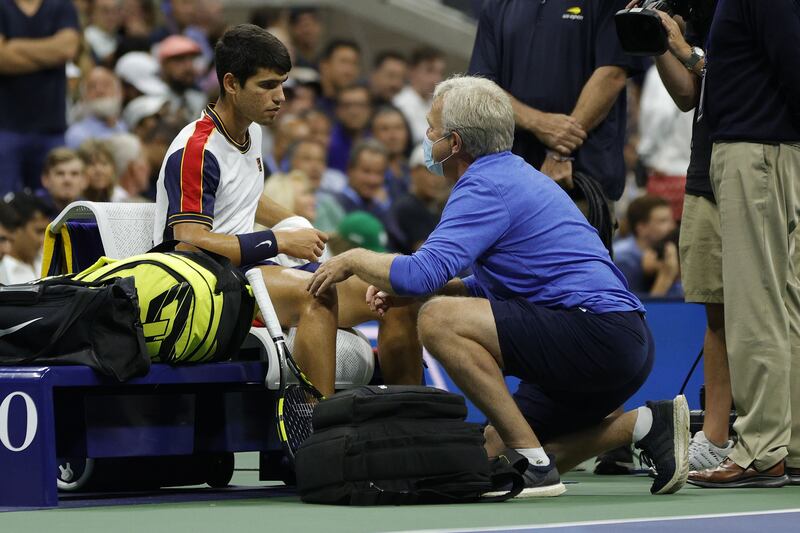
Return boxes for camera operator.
[624,0,735,472]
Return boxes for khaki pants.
[710,142,800,471]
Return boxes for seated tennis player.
[308,75,689,497]
[153,24,421,396]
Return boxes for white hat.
[123,95,168,128]
[115,52,169,96]
[409,144,426,169]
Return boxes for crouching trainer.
[307,75,689,497]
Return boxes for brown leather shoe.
[688,458,789,488]
[787,467,800,486]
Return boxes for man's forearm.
[655,53,701,112]
[508,92,542,133]
[348,249,399,293]
[571,66,628,132]
[9,30,80,67]
[0,41,43,74]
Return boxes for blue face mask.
[423,133,453,176]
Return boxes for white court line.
[386,507,800,533]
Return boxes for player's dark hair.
[373,50,407,70]
[215,24,292,97]
[627,194,671,237]
[320,39,361,62]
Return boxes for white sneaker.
[688,431,734,471]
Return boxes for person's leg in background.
[781,144,800,485]
[689,142,793,487]
[0,130,27,196]
[678,193,734,469]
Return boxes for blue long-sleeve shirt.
[389,151,643,314]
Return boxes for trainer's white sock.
[632,406,653,443]
[515,447,550,467]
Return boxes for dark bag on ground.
[295,385,523,505]
[0,276,149,381]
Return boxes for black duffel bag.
[0,276,149,381]
[295,385,523,505]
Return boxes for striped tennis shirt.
[153,104,265,244]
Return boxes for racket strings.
[283,385,319,452]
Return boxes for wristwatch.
[683,46,706,71]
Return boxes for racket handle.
[245,268,284,342]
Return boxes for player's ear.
[222,73,240,97]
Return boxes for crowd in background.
[0,0,688,299]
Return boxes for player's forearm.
[256,194,296,228]
[172,223,245,265]
[655,53,701,112]
[571,66,628,132]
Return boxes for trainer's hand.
[307,251,354,297]
[274,227,328,262]
[540,157,574,190]
[531,112,586,154]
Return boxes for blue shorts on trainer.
[490,299,655,443]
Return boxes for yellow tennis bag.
[75,249,254,363]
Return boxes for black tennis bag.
[0,276,149,381]
[295,385,524,505]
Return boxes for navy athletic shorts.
[490,299,655,443]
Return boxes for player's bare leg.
[333,276,423,385]
[257,266,338,396]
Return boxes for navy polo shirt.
[705,0,800,143]
[468,0,644,201]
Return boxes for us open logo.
[0,391,38,452]
[563,6,584,20]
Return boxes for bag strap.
[478,449,527,502]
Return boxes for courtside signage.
[0,391,38,452]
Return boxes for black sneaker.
[485,451,566,498]
[634,395,690,495]
[594,444,636,475]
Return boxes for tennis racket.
[245,268,325,463]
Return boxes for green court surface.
[2,453,799,533]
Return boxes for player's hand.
[655,11,691,60]
[274,227,328,262]
[306,251,354,297]
[531,112,586,154]
[540,157,574,190]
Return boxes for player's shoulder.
[165,114,218,157]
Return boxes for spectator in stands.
[637,66,692,221]
[138,116,183,198]
[286,139,346,233]
[123,94,170,136]
[288,7,323,70]
[335,139,401,246]
[0,202,15,260]
[371,105,413,201]
[468,0,643,203]
[115,51,170,106]
[688,0,800,489]
[390,144,446,253]
[328,210,388,256]
[150,0,196,43]
[393,47,445,144]
[66,66,128,149]
[614,195,681,298]
[328,84,372,173]
[39,148,87,217]
[84,0,122,65]
[370,51,408,107]
[0,192,50,284]
[267,114,311,176]
[120,0,157,44]
[78,139,117,203]
[107,134,150,202]
[158,35,206,124]
[0,0,80,195]
[317,39,361,116]
[303,108,334,152]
